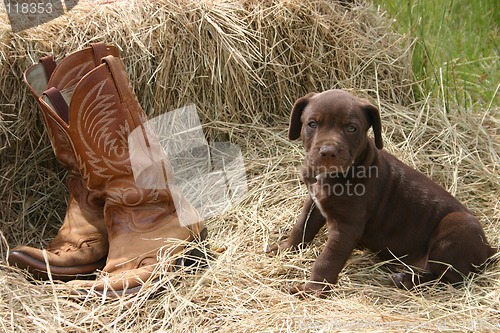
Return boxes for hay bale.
[0,0,413,241]
[0,0,498,332]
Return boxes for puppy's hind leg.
[427,212,492,285]
[391,270,438,290]
[390,254,439,289]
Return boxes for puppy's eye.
[346,125,357,133]
[308,121,318,129]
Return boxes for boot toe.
[8,246,106,281]
[67,265,157,298]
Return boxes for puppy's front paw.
[265,244,281,256]
[289,282,328,298]
[265,240,294,256]
[391,272,419,290]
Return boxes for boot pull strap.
[39,56,57,81]
[101,55,133,103]
[43,87,69,124]
[91,43,109,67]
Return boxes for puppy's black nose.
[319,146,339,159]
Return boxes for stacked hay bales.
[0,0,413,241]
[0,0,498,332]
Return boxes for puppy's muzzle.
[309,144,351,170]
[319,145,341,160]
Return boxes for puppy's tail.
[480,246,500,270]
[476,246,500,272]
[488,246,500,260]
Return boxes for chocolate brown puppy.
[268,89,497,295]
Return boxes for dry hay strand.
[0,0,499,332]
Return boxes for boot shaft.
[23,43,120,168]
[40,56,180,213]
[41,56,151,189]
[24,43,120,98]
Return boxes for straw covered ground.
[0,0,499,332]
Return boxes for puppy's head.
[288,89,383,174]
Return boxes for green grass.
[372,0,499,109]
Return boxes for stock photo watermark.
[128,104,248,226]
[294,317,500,332]
[3,0,123,32]
[3,0,76,32]
[308,165,379,197]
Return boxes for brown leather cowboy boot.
[38,55,207,296]
[8,44,119,281]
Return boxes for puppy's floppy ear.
[288,93,316,140]
[360,99,383,150]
